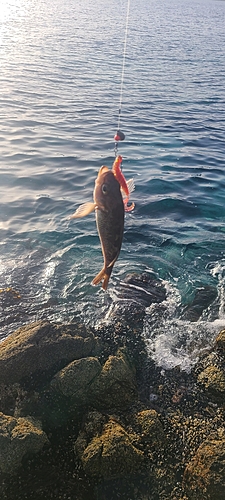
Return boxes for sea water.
[0,0,225,371]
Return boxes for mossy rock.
[75,417,144,479]
[0,320,96,386]
[215,329,225,353]
[50,356,102,401]
[135,409,165,447]
[0,383,21,416]
[90,349,138,410]
[183,438,225,499]
[0,412,48,474]
[45,350,137,426]
[197,365,225,398]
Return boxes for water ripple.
[1,0,225,368]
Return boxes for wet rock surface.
[0,275,225,500]
[180,285,217,322]
[100,272,167,336]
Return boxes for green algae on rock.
[45,349,137,428]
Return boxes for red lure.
[112,155,135,212]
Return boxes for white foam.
[143,277,225,372]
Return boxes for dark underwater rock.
[0,320,96,386]
[0,412,48,474]
[181,285,217,322]
[101,272,167,336]
[118,272,167,308]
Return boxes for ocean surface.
[1,0,225,371]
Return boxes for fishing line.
[114,0,131,155]
[118,0,131,130]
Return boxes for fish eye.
[102,184,107,195]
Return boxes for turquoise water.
[1,0,225,369]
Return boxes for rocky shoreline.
[0,276,225,499]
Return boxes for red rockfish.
[70,166,124,290]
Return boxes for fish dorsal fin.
[99,165,109,175]
[69,202,96,219]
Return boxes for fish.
[112,155,135,212]
[70,166,124,290]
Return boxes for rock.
[42,357,102,429]
[0,412,48,474]
[106,272,167,329]
[75,415,144,479]
[74,411,106,458]
[135,409,165,446]
[45,350,137,427]
[0,383,21,416]
[0,320,96,386]
[180,285,217,322]
[90,349,138,410]
[183,438,225,499]
[215,329,225,353]
[118,272,167,307]
[197,365,225,398]
[50,357,102,400]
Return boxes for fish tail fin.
[92,267,111,291]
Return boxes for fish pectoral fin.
[92,268,110,291]
[69,202,97,219]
